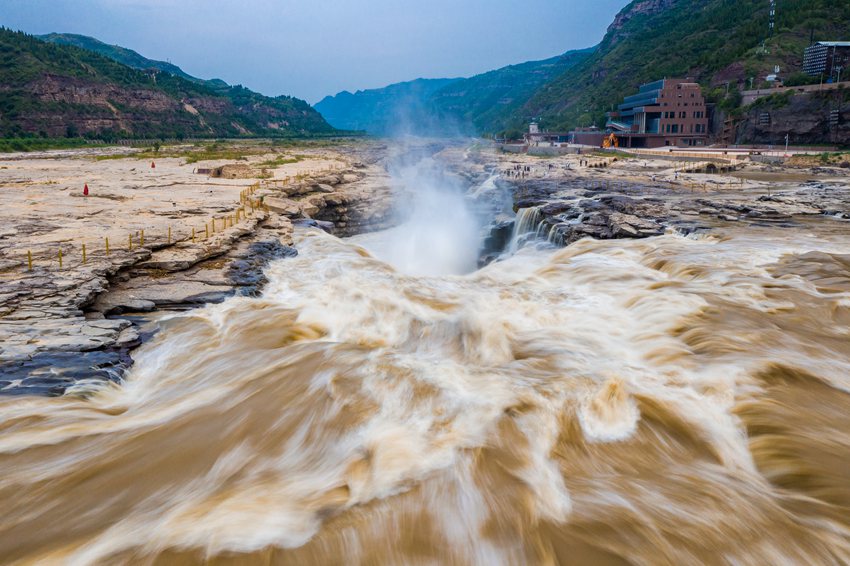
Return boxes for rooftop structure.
[605,79,709,148]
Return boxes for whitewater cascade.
[355,156,482,276]
[0,187,849,564]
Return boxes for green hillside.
[429,48,593,135]
[516,0,850,133]
[38,33,202,83]
[0,28,335,140]
[314,48,592,135]
[38,33,231,90]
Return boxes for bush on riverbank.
[0,137,90,153]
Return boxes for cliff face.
[736,90,850,146]
[16,74,233,137]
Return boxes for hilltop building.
[803,42,850,79]
[524,122,572,145]
[605,79,709,148]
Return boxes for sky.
[1,0,629,104]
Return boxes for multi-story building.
[803,42,850,79]
[605,79,709,148]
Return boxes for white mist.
[358,153,482,277]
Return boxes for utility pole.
[768,0,776,37]
[785,132,789,155]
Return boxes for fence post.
[27,250,32,272]
[167,226,171,244]
[105,237,110,256]
[82,243,87,264]
[192,227,196,243]
[58,249,63,269]
[205,224,210,239]
[211,218,215,234]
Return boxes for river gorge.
[1,141,850,565]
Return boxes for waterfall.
[507,206,546,252]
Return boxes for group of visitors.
[505,164,532,178]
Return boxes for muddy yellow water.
[1,225,850,565]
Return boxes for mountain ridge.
[314,48,593,135]
[37,32,231,90]
[0,28,336,140]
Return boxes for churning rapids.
[2,153,850,565]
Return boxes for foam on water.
[1,197,850,564]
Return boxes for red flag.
[151,161,156,169]
[83,184,89,196]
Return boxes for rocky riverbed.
[2,140,849,396]
[0,139,399,395]
[477,148,850,259]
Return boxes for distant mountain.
[314,48,593,135]
[428,48,594,134]
[515,0,850,133]
[0,28,335,139]
[315,78,461,134]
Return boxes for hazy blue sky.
[2,0,628,103]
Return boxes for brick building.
[605,79,709,148]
